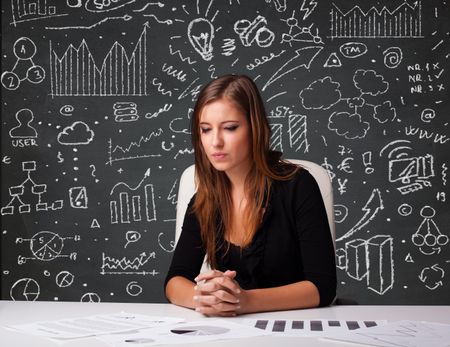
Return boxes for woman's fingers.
[194,269,225,282]
[195,275,241,295]
[194,290,239,305]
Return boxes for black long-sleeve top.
[165,168,337,307]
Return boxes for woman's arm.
[165,276,196,309]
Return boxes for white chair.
[174,159,336,271]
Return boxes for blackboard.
[1,0,449,305]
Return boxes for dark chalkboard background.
[1,0,449,304]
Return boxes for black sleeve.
[292,170,337,307]
[164,196,206,292]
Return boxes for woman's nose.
[212,130,223,147]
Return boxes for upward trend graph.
[49,23,150,96]
[330,2,422,39]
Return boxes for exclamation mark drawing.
[363,151,374,174]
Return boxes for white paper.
[242,318,386,337]
[97,319,269,346]
[324,320,450,347]
[7,312,184,340]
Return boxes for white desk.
[1,301,449,346]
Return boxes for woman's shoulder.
[272,165,319,195]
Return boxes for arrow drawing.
[336,188,384,242]
[262,46,323,91]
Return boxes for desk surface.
[1,301,450,347]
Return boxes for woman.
[165,74,336,316]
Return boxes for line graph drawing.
[45,14,132,30]
[330,2,423,39]
[50,23,150,96]
[109,169,156,224]
[106,128,163,165]
[10,0,68,26]
[100,252,158,275]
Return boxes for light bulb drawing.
[188,18,215,61]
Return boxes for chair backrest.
[175,160,336,247]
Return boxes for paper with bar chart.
[243,318,386,337]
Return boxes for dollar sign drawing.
[57,151,64,163]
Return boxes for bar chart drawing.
[10,0,68,26]
[288,114,309,153]
[329,2,422,39]
[50,23,150,96]
[109,169,156,225]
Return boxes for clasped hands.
[193,269,244,316]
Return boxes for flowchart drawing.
[1,161,64,215]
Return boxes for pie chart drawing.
[30,231,64,261]
[10,278,40,301]
[170,325,230,336]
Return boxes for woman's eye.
[200,127,211,134]
[225,125,238,131]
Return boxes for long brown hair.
[190,74,298,268]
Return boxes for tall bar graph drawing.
[11,0,68,26]
[330,2,422,39]
[109,169,156,225]
[50,23,150,96]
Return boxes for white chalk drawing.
[173,148,195,159]
[300,70,395,140]
[84,0,135,12]
[50,23,150,96]
[168,44,197,65]
[89,165,99,183]
[158,232,176,253]
[56,271,75,288]
[16,231,79,263]
[398,203,413,217]
[339,42,368,58]
[59,104,74,116]
[281,11,323,46]
[1,161,64,215]
[234,15,275,48]
[412,206,448,255]
[336,189,384,242]
[45,14,132,30]
[299,0,317,19]
[288,114,309,153]
[1,37,45,90]
[109,169,156,224]
[113,102,139,122]
[80,292,101,302]
[266,0,286,12]
[221,38,236,56]
[10,278,40,301]
[106,128,163,165]
[321,157,336,182]
[10,0,68,26]
[362,151,374,174]
[143,14,174,25]
[145,103,173,119]
[124,230,142,248]
[57,121,94,145]
[340,235,394,295]
[420,108,436,123]
[100,252,158,275]
[269,123,283,152]
[246,50,285,71]
[262,46,323,91]
[383,47,403,68]
[188,18,215,61]
[334,204,348,223]
[337,158,353,174]
[167,179,178,205]
[162,63,187,83]
[442,164,448,186]
[91,218,101,228]
[69,186,88,209]
[330,2,423,39]
[418,264,445,290]
[336,178,348,195]
[323,52,342,67]
[404,125,450,145]
[126,281,143,296]
[9,108,38,148]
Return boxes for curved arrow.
[262,46,323,91]
[336,188,384,242]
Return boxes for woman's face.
[199,98,252,179]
